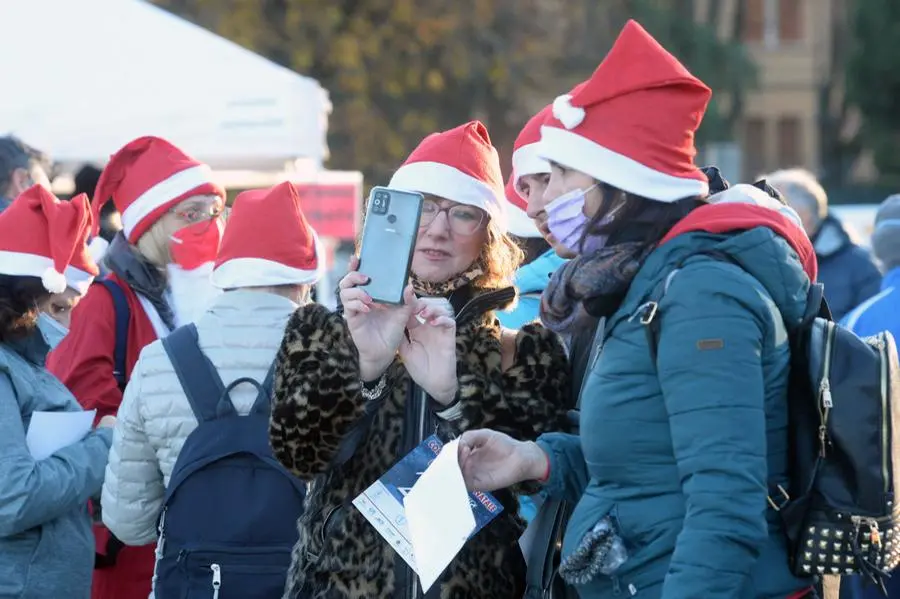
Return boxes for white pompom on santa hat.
[210,181,325,289]
[536,20,712,203]
[389,121,507,229]
[92,136,224,243]
[0,185,99,294]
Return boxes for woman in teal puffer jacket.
[459,20,819,599]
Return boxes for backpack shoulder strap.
[806,283,833,322]
[248,362,277,416]
[640,269,683,364]
[96,279,131,392]
[161,324,231,422]
[639,249,830,360]
[640,250,743,363]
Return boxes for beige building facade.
[697,0,835,180]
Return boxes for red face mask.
[169,218,224,270]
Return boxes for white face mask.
[37,312,68,349]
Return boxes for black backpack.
[641,250,900,590]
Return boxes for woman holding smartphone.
[456,21,817,599]
[269,120,571,599]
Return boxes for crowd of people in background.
[2,17,900,599]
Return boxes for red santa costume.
[47,136,225,599]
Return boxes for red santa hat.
[537,20,711,203]
[0,185,99,294]
[92,136,224,243]
[504,174,541,238]
[211,181,324,289]
[388,121,506,228]
[511,105,552,197]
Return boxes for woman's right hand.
[458,429,550,492]
[97,415,117,429]
[340,256,417,381]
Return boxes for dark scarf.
[104,232,176,331]
[540,241,652,336]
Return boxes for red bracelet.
[538,450,551,483]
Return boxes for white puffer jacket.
[101,290,299,546]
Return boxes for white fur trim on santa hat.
[211,258,324,289]
[511,143,550,194]
[121,165,216,239]
[0,251,96,294]
[537,125,709,203]
[389,161,506,227]
[65,266,95,295]
[87,237,110,264]
[506,202,541,238]
[210,233,326,289]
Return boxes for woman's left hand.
[458,429,549,492]
[399,300,458,405]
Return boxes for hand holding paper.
[352,435,504,594]
[403,439,475,592]
[26,409,96,461]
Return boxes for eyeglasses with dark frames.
[419,199,486,236]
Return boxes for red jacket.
[47,275,159,599]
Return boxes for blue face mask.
[37,312,68,349]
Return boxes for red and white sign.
[293,182,362,241]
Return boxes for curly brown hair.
[472,217,524,291]
[0,275,50,343]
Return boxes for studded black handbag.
[779,310,900,589]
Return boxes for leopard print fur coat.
[269,299,571,599]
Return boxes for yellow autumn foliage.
[151,0,751,183]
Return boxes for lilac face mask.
[546,184,599,254]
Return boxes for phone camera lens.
[372,190,390,215]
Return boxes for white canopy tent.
[0,0,331,171]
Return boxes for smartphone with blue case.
[357,186,424,304]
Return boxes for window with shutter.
[743,0,765,41]
[744,118,767,179]
[779,0,803,41]
[777,117,803,167]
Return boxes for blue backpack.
[155,324,306,599]
[92,278,131,568]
